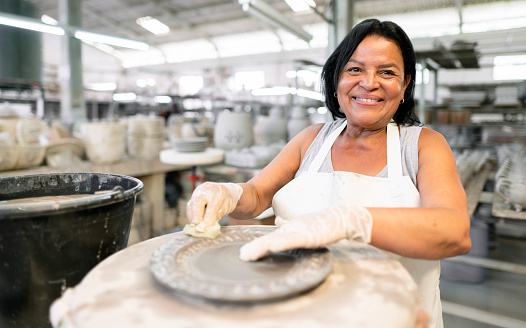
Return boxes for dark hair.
[321,18,420,125]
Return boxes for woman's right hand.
[186,182,243,232]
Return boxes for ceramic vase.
[214,110,254,151]
[287,106,311,141]
[263,107,287,144]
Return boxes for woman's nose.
[360,71,379,90]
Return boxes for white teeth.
[355,97,380,103]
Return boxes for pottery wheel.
[149,226,333,302]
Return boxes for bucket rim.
[0,172,144,219]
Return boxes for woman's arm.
[369,127,471,260]
[229,123,324,220]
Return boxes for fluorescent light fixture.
[297,88,324,101]
[0,12,64,35]
[82,40,124,60]
[1,12,149,51]
[284,0,315,12]
[86,82,117,91]
[154,96,172,103]
[136,16,170,35]
[239,0,312,42]
[113,92,137,101]
[41,14,58,25]
[75,30,149,51]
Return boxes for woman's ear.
[403,75,411,92]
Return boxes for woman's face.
[337,34,410,129]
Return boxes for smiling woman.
[185,18,471,328]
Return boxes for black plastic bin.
[0,173,143,328]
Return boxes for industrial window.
[493,55,526,81]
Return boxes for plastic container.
[0,173,143,328]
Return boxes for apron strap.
[386,123,403,178]
[387,122,405,197]
[307,120,347,174]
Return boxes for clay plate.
[149,226,333,302]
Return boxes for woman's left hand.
[239,205,373,261]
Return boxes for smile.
[354,97,382,103]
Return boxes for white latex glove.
[186,182,243,232]
[239,205,373,261]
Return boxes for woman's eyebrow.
[348,59,363,65]
[378,63,401,70]
[348,59,401,71]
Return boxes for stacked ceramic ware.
[455,149,490,187]
[127,116,165,160]
[495,143,526,212]
[171,137,208,153]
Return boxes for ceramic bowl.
[0,117,21,138]
[14,144,46,169]
[45,138,85,168]
[16,117,48,144]
[0,145,19,171]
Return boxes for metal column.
[59,0,85,124]
[328,0,355,54]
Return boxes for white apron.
[272,121,443,328]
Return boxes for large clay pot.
[127,116,164,136]
[287,106,311,141]
[214,110,253,151]
[263,107,287,144]
[81,122,126,164]
[127,117,165,160]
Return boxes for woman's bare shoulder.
[418,126,449,149]
[294,122,325,155]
